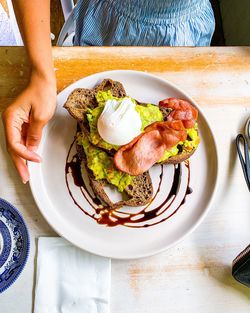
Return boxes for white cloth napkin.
[34,237,111,313]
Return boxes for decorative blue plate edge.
[0,198,30,294]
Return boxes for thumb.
[26,116,46,152]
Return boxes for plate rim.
[29,70,219,259]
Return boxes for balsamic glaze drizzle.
[65,138,193,227]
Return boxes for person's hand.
[2,71,57,183]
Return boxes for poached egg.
[97,97,142,146]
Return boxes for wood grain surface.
[0,47,250,313]
[1,47,250,112]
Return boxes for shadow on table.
[206,264,250,299]
[191,229,250,301]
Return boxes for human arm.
[2,0,56,183]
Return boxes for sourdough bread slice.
[159,149,195,164]
[89,170,153,209]
[65,80,153,208]
[76,138,153,209]
[64,88,96,121]
[94,78,126,98]
[64,79,127,121]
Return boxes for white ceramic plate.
[29,70,218,259]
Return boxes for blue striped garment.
[73,0,215,46]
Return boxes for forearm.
[13,0,55,81]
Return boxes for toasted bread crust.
[64,79,127,121]
[76,139,153,209]
[89,170,153,209]
[64,88,96,120]
[95,78,126,98]
[158,148,196,165]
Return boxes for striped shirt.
[73,0,215,46]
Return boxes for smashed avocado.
[86,90,163,151]
[135,104,163,129]
[95,89,118,104]
[157,146,179,163]
[157,123,200,163]
[184,125,200,150]
[86,90,200,164]
[78,135,133,192]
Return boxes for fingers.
[11,142,41,162]
[26,113,46,152]
[2,108,41,162]
[11,154,30,184]
[2,109,41,184]
[2,82,56,184]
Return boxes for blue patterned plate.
[0,198,30,293]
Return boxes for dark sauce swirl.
[65,138,192,227]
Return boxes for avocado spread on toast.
[86,91,163,151]
[157,123,200,163]
[78,135,133,192]
[86,90,200,164]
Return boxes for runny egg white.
[97,97,142,146]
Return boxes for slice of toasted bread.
[76,140,153,209]
[65,78,128,155]
[94,78,126,98]
[64,79,127,121]
[64,88,96,120]
[89,170,153,209]
[158,149,195,165]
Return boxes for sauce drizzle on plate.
[65,138,192,227]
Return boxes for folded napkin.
[34,237,111,313]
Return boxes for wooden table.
[1,47,250,312]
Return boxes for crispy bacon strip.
[159,98,198,128]
[114,98,198,175]
[114,130,165,176]
[114,121,187,175]
[145,120,187,149]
